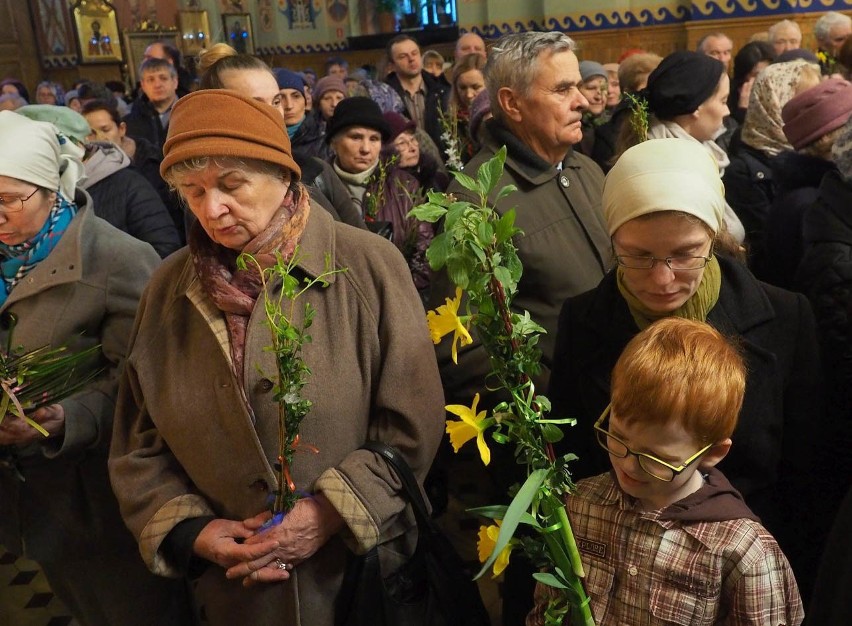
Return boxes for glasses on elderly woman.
[0,188,39,214]
[594,404,714,482]
[393,135,418,151]
[615,252,713,271]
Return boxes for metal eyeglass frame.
[593,404,714,482]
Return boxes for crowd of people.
[0,13,851,626]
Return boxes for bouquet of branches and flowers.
[409,146,596,626]
[237,248,346,525]
[0,332,101,438]
[363,153,400,222]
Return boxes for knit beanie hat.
[0,110,86,200]
[603,138,725,235]
[325,96,390,143]
[313,76,347,102]
[382,111,416,142]
[469,89,491,141]
[161,89,301,181]
[646,51,725,119]
[17,104,91,145]
[273,68,305,95]
[832,115,852,181]
[782,78,852,150]
[579,61,608,83]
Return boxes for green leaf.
[408,203,447,223]
[495,183,519,203]
[468,505,542,528]
[446,256,472,290]
[493,265,516,294]
[452,170,481,194]
[444,201,470,233]
[494,208,518,244]
[476,468,547,579]
[425,232,450,270]
[533,572,569,589]
[427,190,453,206]
[476,220,494,247]
[541,423,564,443]
[480,146,507,195]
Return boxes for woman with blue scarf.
[0,110,190,625]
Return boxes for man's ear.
[698,438,731,470]
[496,86,523,123]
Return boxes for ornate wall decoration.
[31,0,78,67]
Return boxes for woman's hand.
[193,518,280,572]
[0,404,65,446]
[738,77,756,109]
[226,494,345,586]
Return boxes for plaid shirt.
[528,473,804,625]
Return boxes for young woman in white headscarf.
[0,111,189,625]
[549,138,824,605]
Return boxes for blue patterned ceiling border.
[691,0,852,19]
[466,6,691,37]
[257,42,348,55]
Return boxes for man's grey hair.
[696,32,732,53]
[485,32,576,122]
[768,19,802,42]
[814,11,852,44]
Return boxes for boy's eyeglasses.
[593,404,714,482]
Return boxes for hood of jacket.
[82,141,131,189]
[659,467,760,523]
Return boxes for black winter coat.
[723,130,776,269]
[550,255,823,597]
[290,114,331,161]
[130,136,187,243]
[123,95,169,149]
[87,168,182,258]
[763,151,836,289]
[795,171,852,597]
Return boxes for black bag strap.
[361,441,434,531]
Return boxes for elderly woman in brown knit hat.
[108,89,445,626]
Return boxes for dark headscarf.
[646,51,725,119]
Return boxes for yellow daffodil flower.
[445,393,491,465]
[478,521,514,578]
[426,287,472,364]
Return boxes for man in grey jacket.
[431,31,611,407]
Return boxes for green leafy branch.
[0,340,102,437]
[238,249,347,516]
[410,146,595,626]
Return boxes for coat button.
[559,175,570,188]
[756,171,765,180]
[258,378,274,392]
[627,565,638,576]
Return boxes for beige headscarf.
[603,138,725,235]
[0,110,86,200]
[740,59,821,157]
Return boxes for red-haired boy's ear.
[698,438,732,470]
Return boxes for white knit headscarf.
[0,110,86,200]
[603,138,726,235]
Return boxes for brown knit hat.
[782,78,852,150]
[160,89,301,180]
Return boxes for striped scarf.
[0,193,77,306]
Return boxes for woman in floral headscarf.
[0,111,187,625]
[723,59,821,268]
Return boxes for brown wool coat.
[109,205,446,626]
[0,200,160,561]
